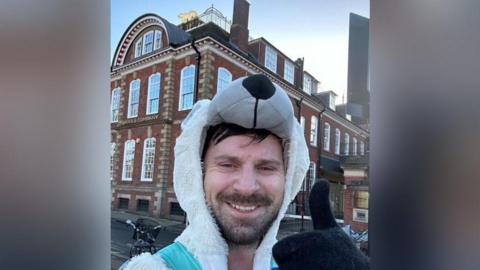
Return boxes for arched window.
[141,138,156,181]
[111,88,121,123]
[335,128,341,155]
[128,79,140,118]
[217,67,232,93]
[310,116,318,146]
[122,140,136,180]
[323,122,331,151]
[344,133,350,155]
[353,137,358,156]
[179,65,195,110]
[360,141,365,155]
[147,73,161,115]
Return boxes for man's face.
[203,134,285,246]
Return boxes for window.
[360,141,365,155]
[344,133,350,155]
[323,123,331,151]
[335,128,341,155]
[137,199,150,212]
[284,60,294,84]
[110,88,121,123]
[135,40,142,58]
[142,31,154,54]
[122,140,135,180]
[128,80,140,118]
[303,74,312,94]
[118,198,129,209]
[179,65,195,110]
[154,30,162,50]
[308,162,316,191]
[141,138,156,181]
[329,95,336,110]
[354,191,369,209]
[147,73,161,115]
[300,116,305,135]
[217,67,232,93]
[265,46,277,72]
[110,143,116,180]
[310,116,318,146]
[353,137,358,156]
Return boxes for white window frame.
[146,73,161,115]
[142,30,154,55]
[303,74,312,94]
[353,137,358,156]
[216,67,232,93]
[110,143,116,180]
[360,141,365,155]
[140,138,156,181]
[310,116,318,146]
[110,88,121,123]
[323,122,331,151]
[265,46,277,73]
[135,39,142,58]
[127,79,140,118]
[335,128,341,155]
[284,60,294,84]
[329,95,336,110]
[154,30,162,50]
[179,65,195,111]
[122,140,136,181]
[344,133,350,156]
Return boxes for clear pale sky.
[111,0,369,102]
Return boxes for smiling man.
[121,74,310,270]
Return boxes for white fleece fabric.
[122,99,310,270]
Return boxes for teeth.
[230,203,257,212]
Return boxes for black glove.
[273,179,370,270]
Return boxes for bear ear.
[242,74,276,100]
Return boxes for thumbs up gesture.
[273,179,370,270]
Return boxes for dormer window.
[303,74,312,94]
[154,30,162,50]
[329,94,336,110]
[143,31,154,54]
[135,40,142,58]
[265,46,277,73]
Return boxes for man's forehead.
[207,134,284,160]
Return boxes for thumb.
[309,179,338,230]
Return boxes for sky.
[111,0,369,102]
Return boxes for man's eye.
[258,166,276,171]
[219,163,234,168]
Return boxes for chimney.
[230,0,250,52]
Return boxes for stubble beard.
[208,192,282,247]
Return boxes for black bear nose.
[242,74,276,100]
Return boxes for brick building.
[110,0,369,231]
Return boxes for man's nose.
[233,165,259,195]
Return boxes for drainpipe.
[191,38,201,103]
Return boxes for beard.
[208,192,282,246]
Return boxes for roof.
[112,13,192,68]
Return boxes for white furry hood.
[173,95,310,268]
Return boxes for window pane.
[147,74,160,114]
[354,191,369,208]
[141,138,156,180]
[111,89,120,122]
[265,46,277,72]
[122,140,135,180]
[154,30,162,49]
[180,66,195,110]
[217,68,232,92]
[143,32,154,54]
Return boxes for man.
[122,74,310,270]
